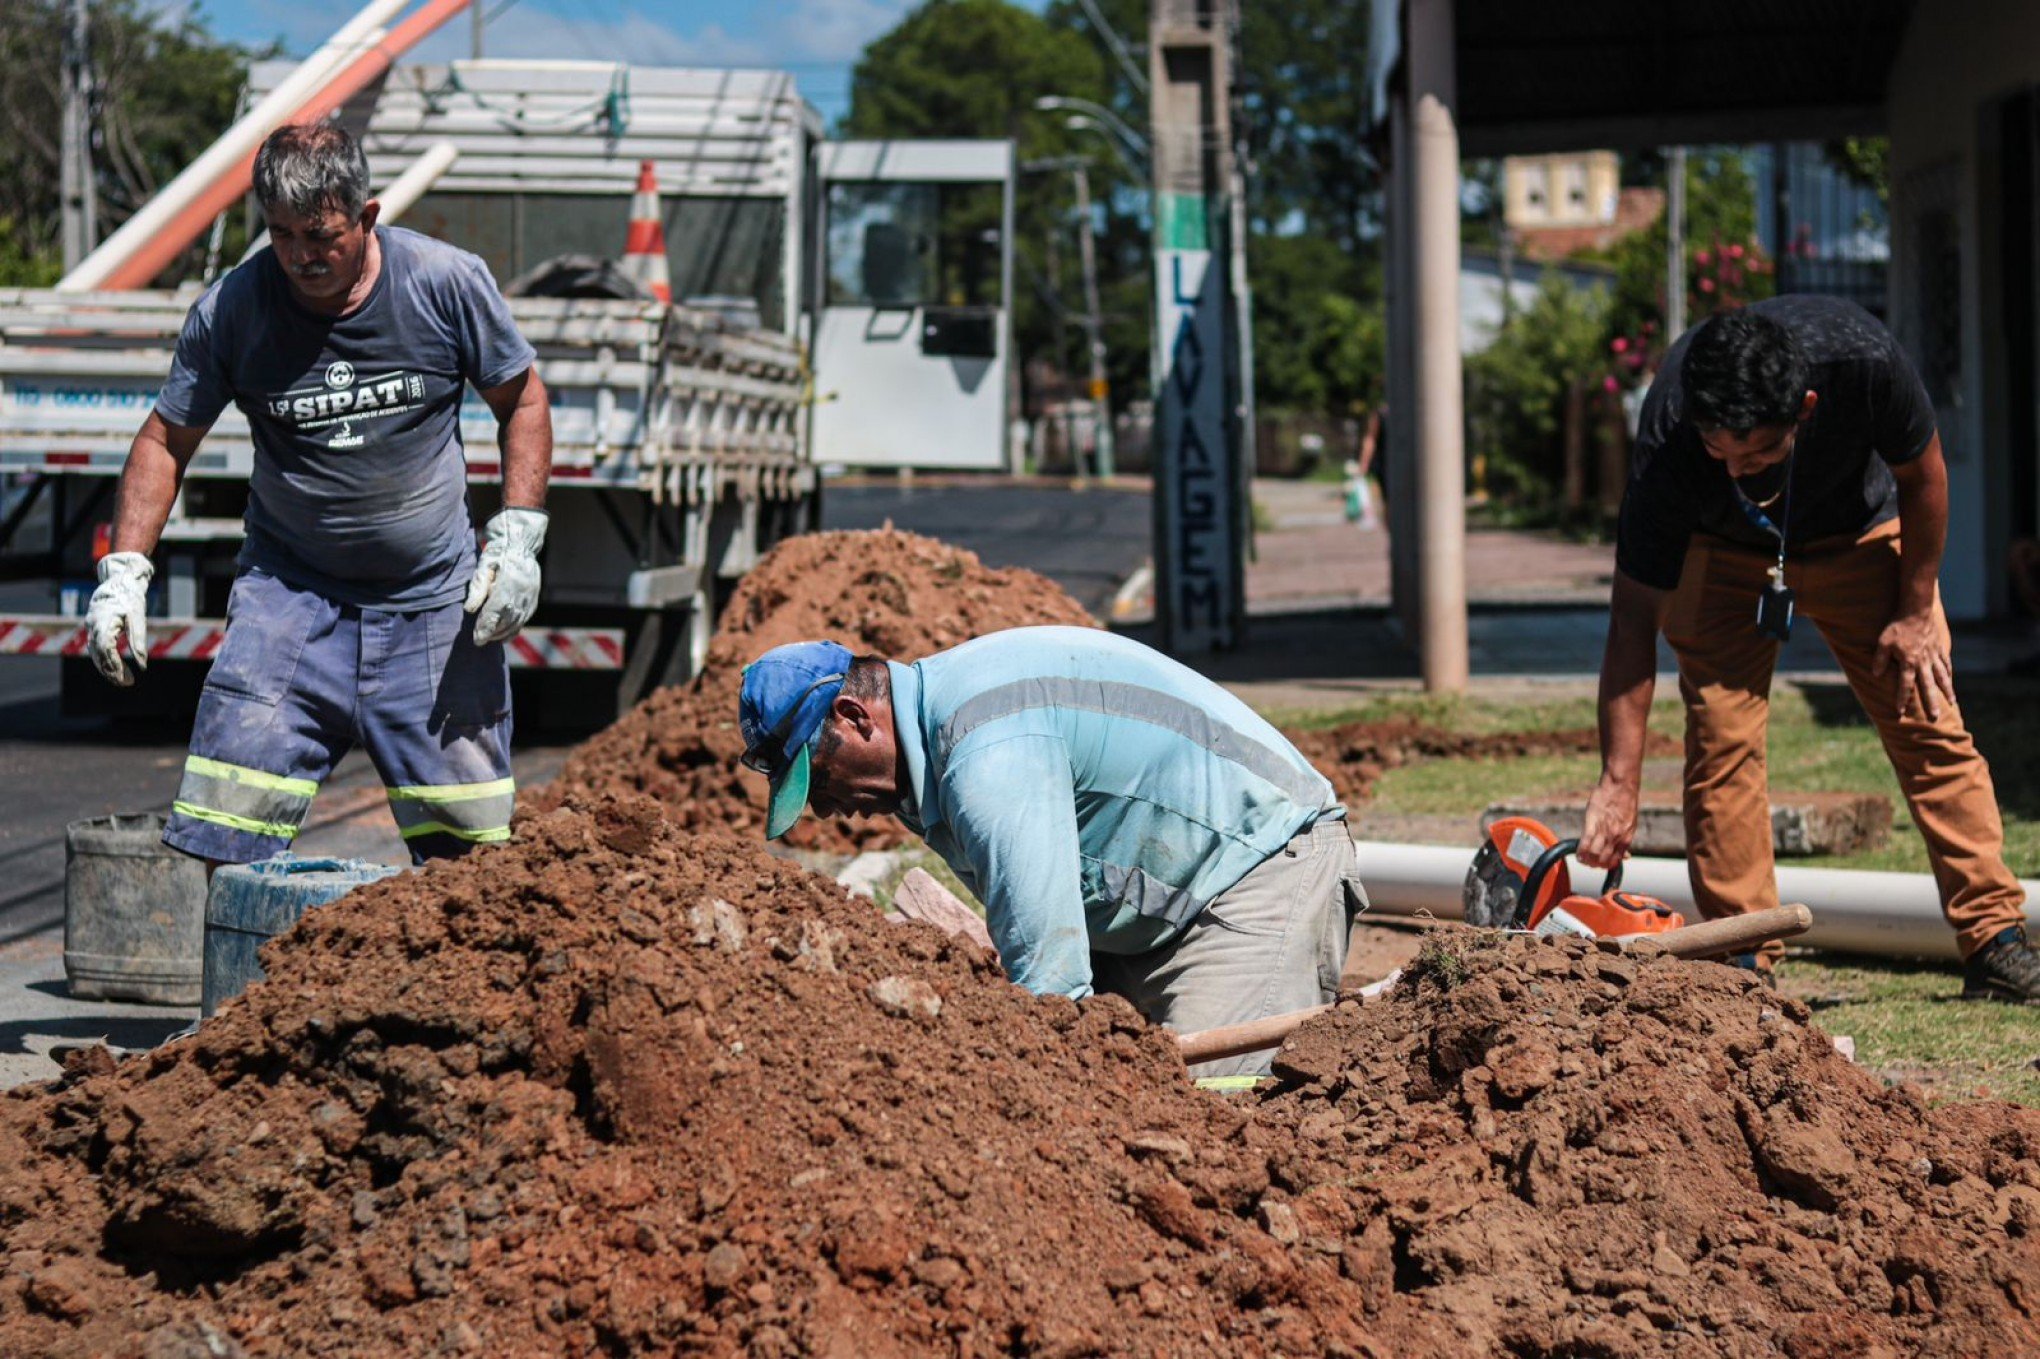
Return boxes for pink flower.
[1603,375,1620,393]
[1727,243,1745,259]
[1698,277,1716,294]
[1695,249,1712,267]
[1611,336,1630,354]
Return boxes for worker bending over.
[86,123,553,864]
[1581,299,2037,1001]
[740,627,1367,1080]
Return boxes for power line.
[1074,0,1149,94]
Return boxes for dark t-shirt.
[156,227,535,609]
[1615,294,1937,591]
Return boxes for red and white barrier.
[0,616,625,669]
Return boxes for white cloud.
[761,0,912,64]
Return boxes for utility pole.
[1149,0,1244,653]
[1070,161,1116,478]
[1666,145,1687,338]
[60,0,98,271]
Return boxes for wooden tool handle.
[1175,1003,1331,1065]
[1173,904,1815,1068]
[1625,903,1813,958]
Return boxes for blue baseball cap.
[738,640,854,839]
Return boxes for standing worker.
[1580,299,2037,1001]
[84,123,552,864]
[738,626,1368,1081]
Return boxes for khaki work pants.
[1093,820,1366,1081]
[1663,520,2027,965]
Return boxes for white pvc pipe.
[1353,840,2040,963]
[58,0,409,292]
[374,140,460,221]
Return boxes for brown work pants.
[1663,520,2026,965]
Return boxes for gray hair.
[253,123,371,220]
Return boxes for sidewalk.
[1246,478,1615,610]
[1118,477,2040,714]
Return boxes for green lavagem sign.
[1152,190,1239,651]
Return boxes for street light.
[1033,96,1149,165]
[1020,154,1117,479]
[1062,116,1146,179]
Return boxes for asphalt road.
[821,479,1150,617]
[0,482,1153,944]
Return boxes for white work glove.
[85,551,154,687]
[464,507,548,646]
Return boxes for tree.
[0,0,258,284]
[1235,0,1375,259]
[1464,272,1611,507]
[846,0,1120,403]
[1251,233,1381,416]
[1603,148,1771,346]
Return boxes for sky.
[175,0,1040,124]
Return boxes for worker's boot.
[1961,926,2040,1004]
[1726,952,1777,989]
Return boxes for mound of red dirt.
[1252,931,2040,1357]
[1286,718,1680,807]
[533,529,1097,850]
[5,796,2037,1357]
[0,794,1369,1358]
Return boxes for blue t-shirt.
[156,226,536,610]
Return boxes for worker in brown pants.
[1581,298,2037,1000]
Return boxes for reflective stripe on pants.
[171,755,317,842]
[386,777,516,844]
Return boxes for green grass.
[1779,957,2040,1106]
[1263,681,2040,1106]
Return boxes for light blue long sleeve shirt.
[886,627,1343,998]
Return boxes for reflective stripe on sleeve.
[173,756,317,840]
[385,778,516,844]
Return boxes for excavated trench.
[3,530,2034,1357]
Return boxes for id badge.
[1755,579,1795,641]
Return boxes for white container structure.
[810,139,1017,471]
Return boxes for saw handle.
[1516,837,1616,928]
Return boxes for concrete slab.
[0,927,195,1090]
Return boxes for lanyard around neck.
[1730,452,1795,574]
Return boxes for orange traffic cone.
[621,160,672,304]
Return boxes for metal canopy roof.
[1375,0,1917,156]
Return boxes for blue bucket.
[201,856,402,1017]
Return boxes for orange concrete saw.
[1464,815,1685,939]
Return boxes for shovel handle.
[1173,904,1815,1068]
[1624,902,1813,958]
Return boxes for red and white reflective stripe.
[0,616,624,670]
[0,617,228,659]
[505,629,626,670]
